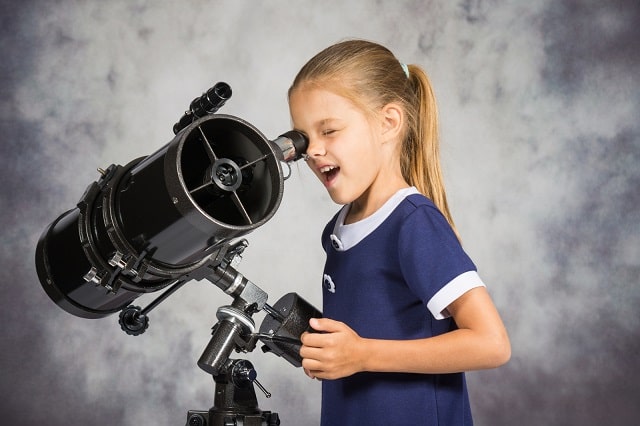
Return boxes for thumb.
[309,317,344,333]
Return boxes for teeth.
[320,166,337,173]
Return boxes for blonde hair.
[289,39,459,239]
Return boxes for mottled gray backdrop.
[1,0,638,425]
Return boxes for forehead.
[289,86,363,124]
[290,85,353,107]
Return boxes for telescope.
[35,82,322,425]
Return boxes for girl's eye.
[322,129,336,136]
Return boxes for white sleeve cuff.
[427,271,486,320]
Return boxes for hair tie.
[400,62,410,78]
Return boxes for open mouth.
[319,165,340,184]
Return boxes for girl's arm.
[299,286,511,380]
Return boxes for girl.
[289,40,511,425]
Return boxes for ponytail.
[403,65,460,240]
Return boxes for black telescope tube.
[35,113,288,319]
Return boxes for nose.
[305,136,326,158]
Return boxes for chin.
[327,190,354,206]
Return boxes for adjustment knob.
[231,360,272,398]
[118,305,149,336]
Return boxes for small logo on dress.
[330,234,343,251]
[323,274,336,293]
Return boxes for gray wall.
[1,1,638,425]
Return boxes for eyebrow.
[319,118,341,124]
[313,118,342,129]
[293,118,341,135]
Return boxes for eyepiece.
[173,82,232,134]
[191,82,232,117]
[270,130,309,162]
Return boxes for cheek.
[346,135,382,166]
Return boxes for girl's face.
[289,85,406,217]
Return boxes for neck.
[345,178,409,224]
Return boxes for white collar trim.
[330,187,419,251]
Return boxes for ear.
[379,102,404,142]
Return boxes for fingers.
[299,317,361,380]
[302,359,330,380]
[302,359,341,381]
[303,367,319,380]
[301,318,346,347]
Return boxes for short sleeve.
[398,202,484,319]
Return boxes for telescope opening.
[177,116,282,228]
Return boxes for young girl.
[289,40,511,425]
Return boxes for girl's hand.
[299,317,365,380]
[299,287,511,379]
